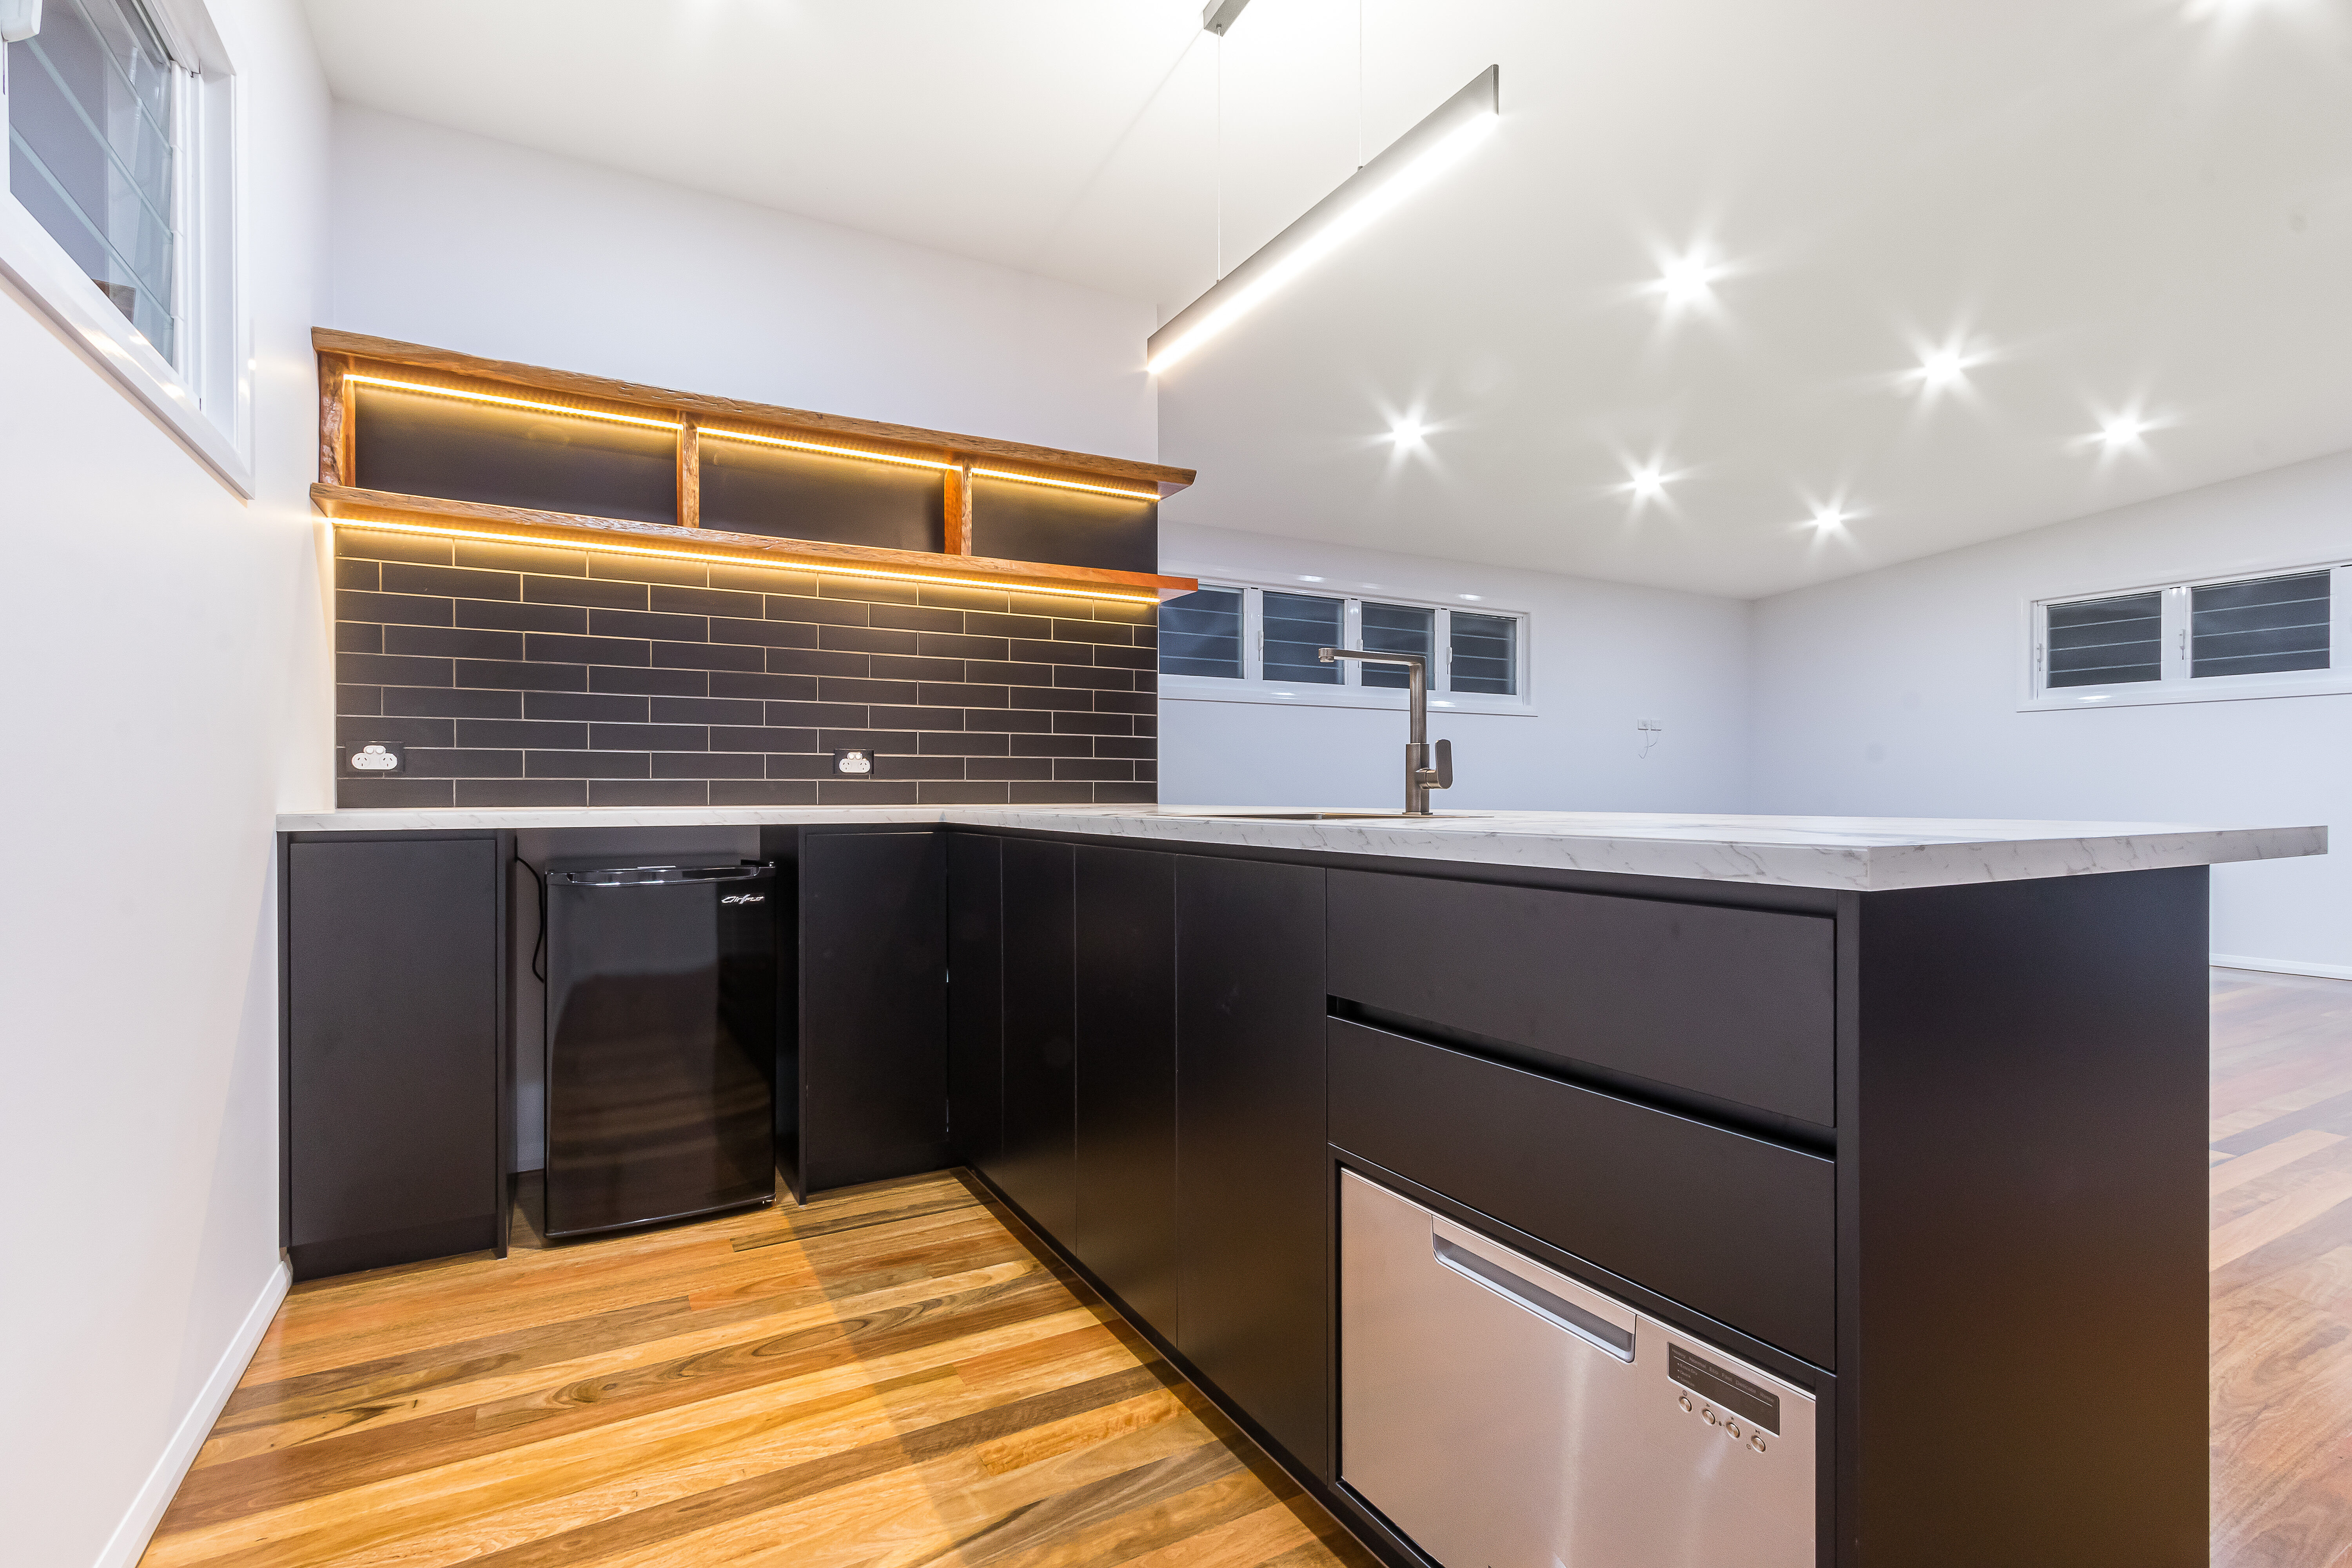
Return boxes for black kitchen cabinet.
[946,833,1005,1173]
[796,829,949,1196]
[283,835,505,1281]
[1176,854,1330,1477]
[996,837,1077,1240]
[1073,846,1179,1341]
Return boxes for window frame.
[2021,557,2352,711]
[1159,576,1537,716]
[0,0,249,493]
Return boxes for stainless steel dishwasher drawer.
[1340,1170,1816,1567]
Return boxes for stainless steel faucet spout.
[1317,646,1455,815]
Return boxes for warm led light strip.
[343,373,682,431]
[698,425,952,471]
[327,517,1163,604]
[970,466,1159,502]
[344,375,1163,498]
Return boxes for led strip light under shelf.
[325,516,1166,604]
[343,374,1163,501]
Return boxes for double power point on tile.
[831,748,875,777]
[339,741,408,777]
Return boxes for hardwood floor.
[2212,967,2352,1568]
[142,1172,1372,1568]
[143,965,2352,1568]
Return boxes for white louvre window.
[1158,581,1532,713]
[1,0,248,488]
[2028,564,2348,710]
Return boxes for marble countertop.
[274,805,2326,892]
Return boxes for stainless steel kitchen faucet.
[1317,647,1454,815]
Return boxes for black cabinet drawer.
[1328,1016,1835,1368]
[1327,869,1834,1127]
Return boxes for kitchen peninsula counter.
[274,803,2322,891]
[274,803,2321,1568]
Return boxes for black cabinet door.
[1074,846,1178,1341]
[287,837,500,1280]
[998,838,1076,1240]
[947,833,1005,1174]
[1176,855,1330,1476]
[800,830,949,1194]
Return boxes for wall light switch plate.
[832,748,875,776]
[338,741,409,777]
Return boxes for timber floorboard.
[145,966,2352,1567]
[2210,968,2352,1568]
[142,1171,1374,1568]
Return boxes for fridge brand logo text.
[722,893,766,904]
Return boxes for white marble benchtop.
[274,805,2326,893]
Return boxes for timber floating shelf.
[311,486,1200,603]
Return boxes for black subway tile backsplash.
[455,779,586,808]
[383,563,520,601]
[338,715,452,747]
[340,652,451,687]
[592,779,710,805]
[589,722,708,751]
[339,590,453,626]
[653,641,765,672]
[457,719,588,749]
[589,607,708,641]
[590,666,707,697]
[524,574,648,611]
[525,750,653,779]
[456,599,588,634]
[456,659,587,692]
[526,691,648,722]
[387,625,525,661]
[711,780,818,806]
[383,686,521,719]
[652,696,766,724]
[332,534,1159,807]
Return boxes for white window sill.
[2020,674,2352,711]
[1161,676,1537,717]
[0,194,252,496]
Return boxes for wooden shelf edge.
[310,485,1198,602]
[311,328,1196,494]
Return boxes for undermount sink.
[1194,811,1490,821]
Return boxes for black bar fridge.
[544,861,777,1239]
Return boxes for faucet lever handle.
[1433,737,1453,790]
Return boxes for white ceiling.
[300,0,2352,598]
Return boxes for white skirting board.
[94,1258,290,1568]
[2213,953,2352,983]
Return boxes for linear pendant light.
[1147,64,1499,375]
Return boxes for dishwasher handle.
[1434,1236,1635,1361]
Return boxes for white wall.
[0,2,333,1562]
[1751,449,2352,973]
[329,105,1156,461]
[1157,522,1752,812]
